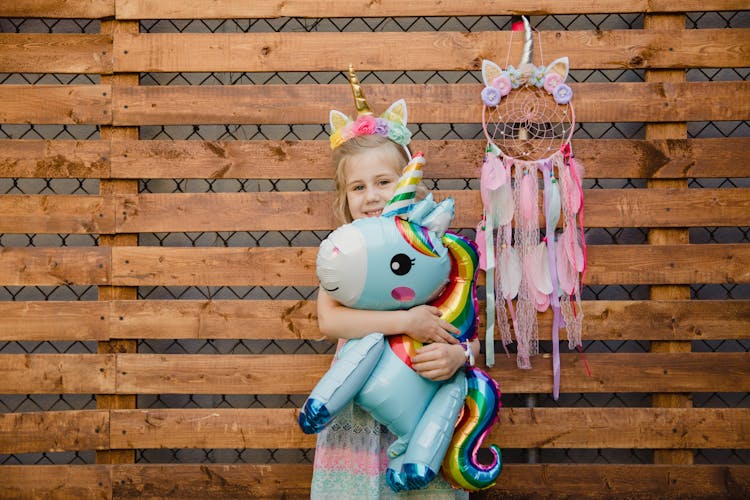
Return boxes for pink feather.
[556,237,576,295]
[519,171,537,223]
[561,164,581,214]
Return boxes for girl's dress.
[310,341,468,499]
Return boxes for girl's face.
[344,149,401,220]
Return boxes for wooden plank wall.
[1,1,749,498]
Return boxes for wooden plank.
[480,464,750,499]
[113,0,750,19]
[113,188,750,232]
[646,12,693,466]
[0,301,109,341]
[0,354,115,394]
[113,464,312,499]
[110,299,321,341]
[0,1,114,18]
[5,464,749,499]
[109,407,750,449]
[0,410,109,454]
[97,17,140,467]
[111,246,319,287]
[110,244,750,287]
[3,299,748,343]
[0,85,112,125]
[109,138,750,180]
[109,299,750,342]
[112,81,750,125]
[0,34,112,74]
[113,352,750,395]
[585,244,750,286]
[497,408,750,449]
[0,195,116,234]
[0,247,110,286]
[113,30,750,73]
[110,408,315,449]
[2,465,112,500]
[0,140,110,178]
[112,464,750,500]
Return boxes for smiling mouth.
[363,209,382,217]
[322,285,339,292]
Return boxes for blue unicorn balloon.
[299,155,503,492]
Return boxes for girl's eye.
[379,179,392,186]
[351,185,364,191]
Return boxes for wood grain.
[0,0,114,18]
[0,139,110,178]
[0,247,110,286]
[0,85,111,125]
[0,34,112,74]
[107,407,750,450]
[0,301,109,341]
[0,195,116,234]
[2,465,111,500]
[112,352,750,395]
[112,29,750,72]
[0,354,115,394]
[112,188,750,232]
[2,299,747,343]
[108,244,750,287]
[108,138,750,180]
[113,0,750,19]
[0,410,109,454]
[3,463,749,499]
[111,82,750,125]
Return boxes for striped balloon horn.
[382,152,425,218]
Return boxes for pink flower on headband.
[492,74,512,97]
[354,115,377,136]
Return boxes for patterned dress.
[310,342,468,499]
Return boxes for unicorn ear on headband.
[329,65,412,155]
[382,153,454,236]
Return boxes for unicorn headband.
[329,65,412,159]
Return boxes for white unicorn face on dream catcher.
[481,53,574,161]
[476,17,586,401]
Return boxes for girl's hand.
[412,343,466,381]
[403,305,460,345]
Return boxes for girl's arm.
[317,288,459,345]
[412,338,481,381]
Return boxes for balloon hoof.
[401,463,436,490]
[385,468,406,492]
[298,398,331,434]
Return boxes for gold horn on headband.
[348,64,373,116]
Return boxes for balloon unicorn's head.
[317,154,456,310]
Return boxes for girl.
[310,133,480,499]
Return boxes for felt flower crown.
[481,56,573,107]
[329,65,412,152]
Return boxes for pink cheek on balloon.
[391,287,416,302]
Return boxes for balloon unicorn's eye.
[390,254,414,276]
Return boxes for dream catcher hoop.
[477,17,586,400]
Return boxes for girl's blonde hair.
[332,134,412,224]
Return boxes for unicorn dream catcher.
[477,17,586,400]
[299,67,502,492]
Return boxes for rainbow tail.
[441,367,502,491]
